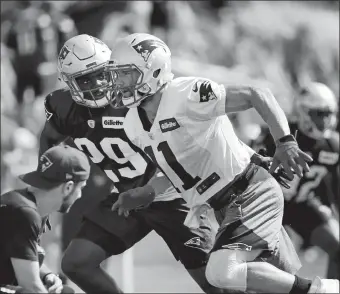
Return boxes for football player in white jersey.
[105,33,339,293]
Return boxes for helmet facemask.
[299,105,337,139]
[106,62,159,109]
[60,63,114,108]
[57,34,113,108]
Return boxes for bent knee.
[61,239,108,275]
[205,250,247,291]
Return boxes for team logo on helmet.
[193,80,218,102]
[58,46,70,65]
[132,39,168,62]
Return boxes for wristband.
[250,153,263,165]
[277,134,296,144]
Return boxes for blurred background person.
[149,1,170,43]
[3,1,77,105]
[253,82,339,279]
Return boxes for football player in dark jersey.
[39,34,224,294]
[256,82,339,279]
[0,145,89,293]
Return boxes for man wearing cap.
[0,145,90,293]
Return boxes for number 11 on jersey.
[144,142,201,191]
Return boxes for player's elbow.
[250,86,275,105]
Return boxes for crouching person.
[0,145,90,293]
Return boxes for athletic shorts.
[209,163,301,274]
[283,197,333,247]
[79,196,216,269]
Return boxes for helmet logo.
[59,46,70,65]
[132,39,167,62]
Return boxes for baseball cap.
[19,145,91,189]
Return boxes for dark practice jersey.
[0,189,49,285]
[44,89,156,193]
[258,123,339,206]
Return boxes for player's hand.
[44,273,63,293]
[251,150,293,189]
[111,194,131,217]
[111,185,156,217]
[269,134,313,180]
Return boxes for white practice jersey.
[125,77,251,208]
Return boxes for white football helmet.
[106,33,174,108]
[295,82,338,139]
[58,34,113,108]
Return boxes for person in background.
[4,1,77,104]
[256,82,339,279]
[149,1,170,43]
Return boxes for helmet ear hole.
[153,69,161,78]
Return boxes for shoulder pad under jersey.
[44,88,77,135]
[188,77,225,103]
[176,77,226,120]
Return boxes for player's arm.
[111,184,156,216]
[224,85,290,142]
[188,79,312,179]
[223,85,312,178]
[39,94,70,157]
[10,258,47,293]
[8,208,47,293]
[39,120,68,157]
[39,262,51,279]
[188,80,290,142]
[111,165,174,215]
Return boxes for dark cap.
[19,145,91,189]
